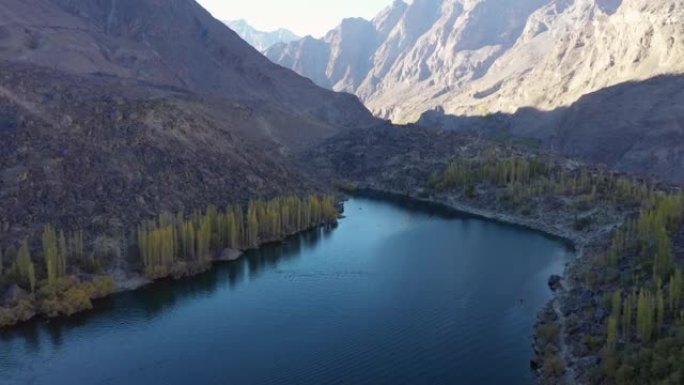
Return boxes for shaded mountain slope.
[0,0,380,245]
[0,62,316,244]
[0,0,377,147]
[418,75,684,181]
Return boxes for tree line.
[596,192,684,384]
[136,194,338,279]
[427,153,653,210]
[0,193,338,327]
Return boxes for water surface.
[0,197,572,385]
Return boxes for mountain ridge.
[225,19,300,51]
[267,0,684,180]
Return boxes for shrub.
[543,353,565,378]
[538,323,560,345]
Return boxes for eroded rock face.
[269,0,683,121]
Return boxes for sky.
[196,0,394,37]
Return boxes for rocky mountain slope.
[0,0,376,149]
[225,19,300,51]
[0,0,378,244]
[267,0,683,121]
[267,0,684,180]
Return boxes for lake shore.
[0,219,337,329]
[347,186,626,385]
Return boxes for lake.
[0,197,572,385]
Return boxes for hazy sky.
[196,0,394,37]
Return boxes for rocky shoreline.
[348,186,625,385]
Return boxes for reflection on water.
[0,197,572,385]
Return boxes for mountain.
[265,0,552,120]
[225,19,300,51]
[266,0,684,180]
[0,0,377,242]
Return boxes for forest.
[426,152,684,385]
[0,194,338,327]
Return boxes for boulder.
[548,275,563,292]
[217,248,243,262]
[1,284,30,307]
[530,355,543,371]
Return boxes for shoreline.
[352,187,586,247]
[349,186,618,385]
[0,221,337,329]
[1,188,605,384]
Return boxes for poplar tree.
[43,225,65,285]
[247,202,259,248]
[656,287,665,336]
[622,290,635,338]
[606,315,619,350]
[16,239,36,292]
[59,230,68,272]
[669,269,683,311]
[611,290,622,319]
[637,288,655,343]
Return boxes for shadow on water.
[0,224,332,351]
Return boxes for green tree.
[637,288,655,343]
[246,202,259,248]
[16,239,36,292]
[611,289,622,318]
[656,286,665,336]
[622,290,634,338]
[669,269,683,311]
[42,225,67,285]
[607,315,619,350]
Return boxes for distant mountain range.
[266,0,684,181]
[225,19,300,51]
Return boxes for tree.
[196,215,211,261]
[16,239,36,292]
[59,230,68,268]
[43,225,66,285]
[669,269,683,311]
[622,290,634,338]
[611,289,622,318]
[607,315,619,350]
[69,231,84,262]
[656,286,665,336]
[246,202,259,248]
[637,288,655,343]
